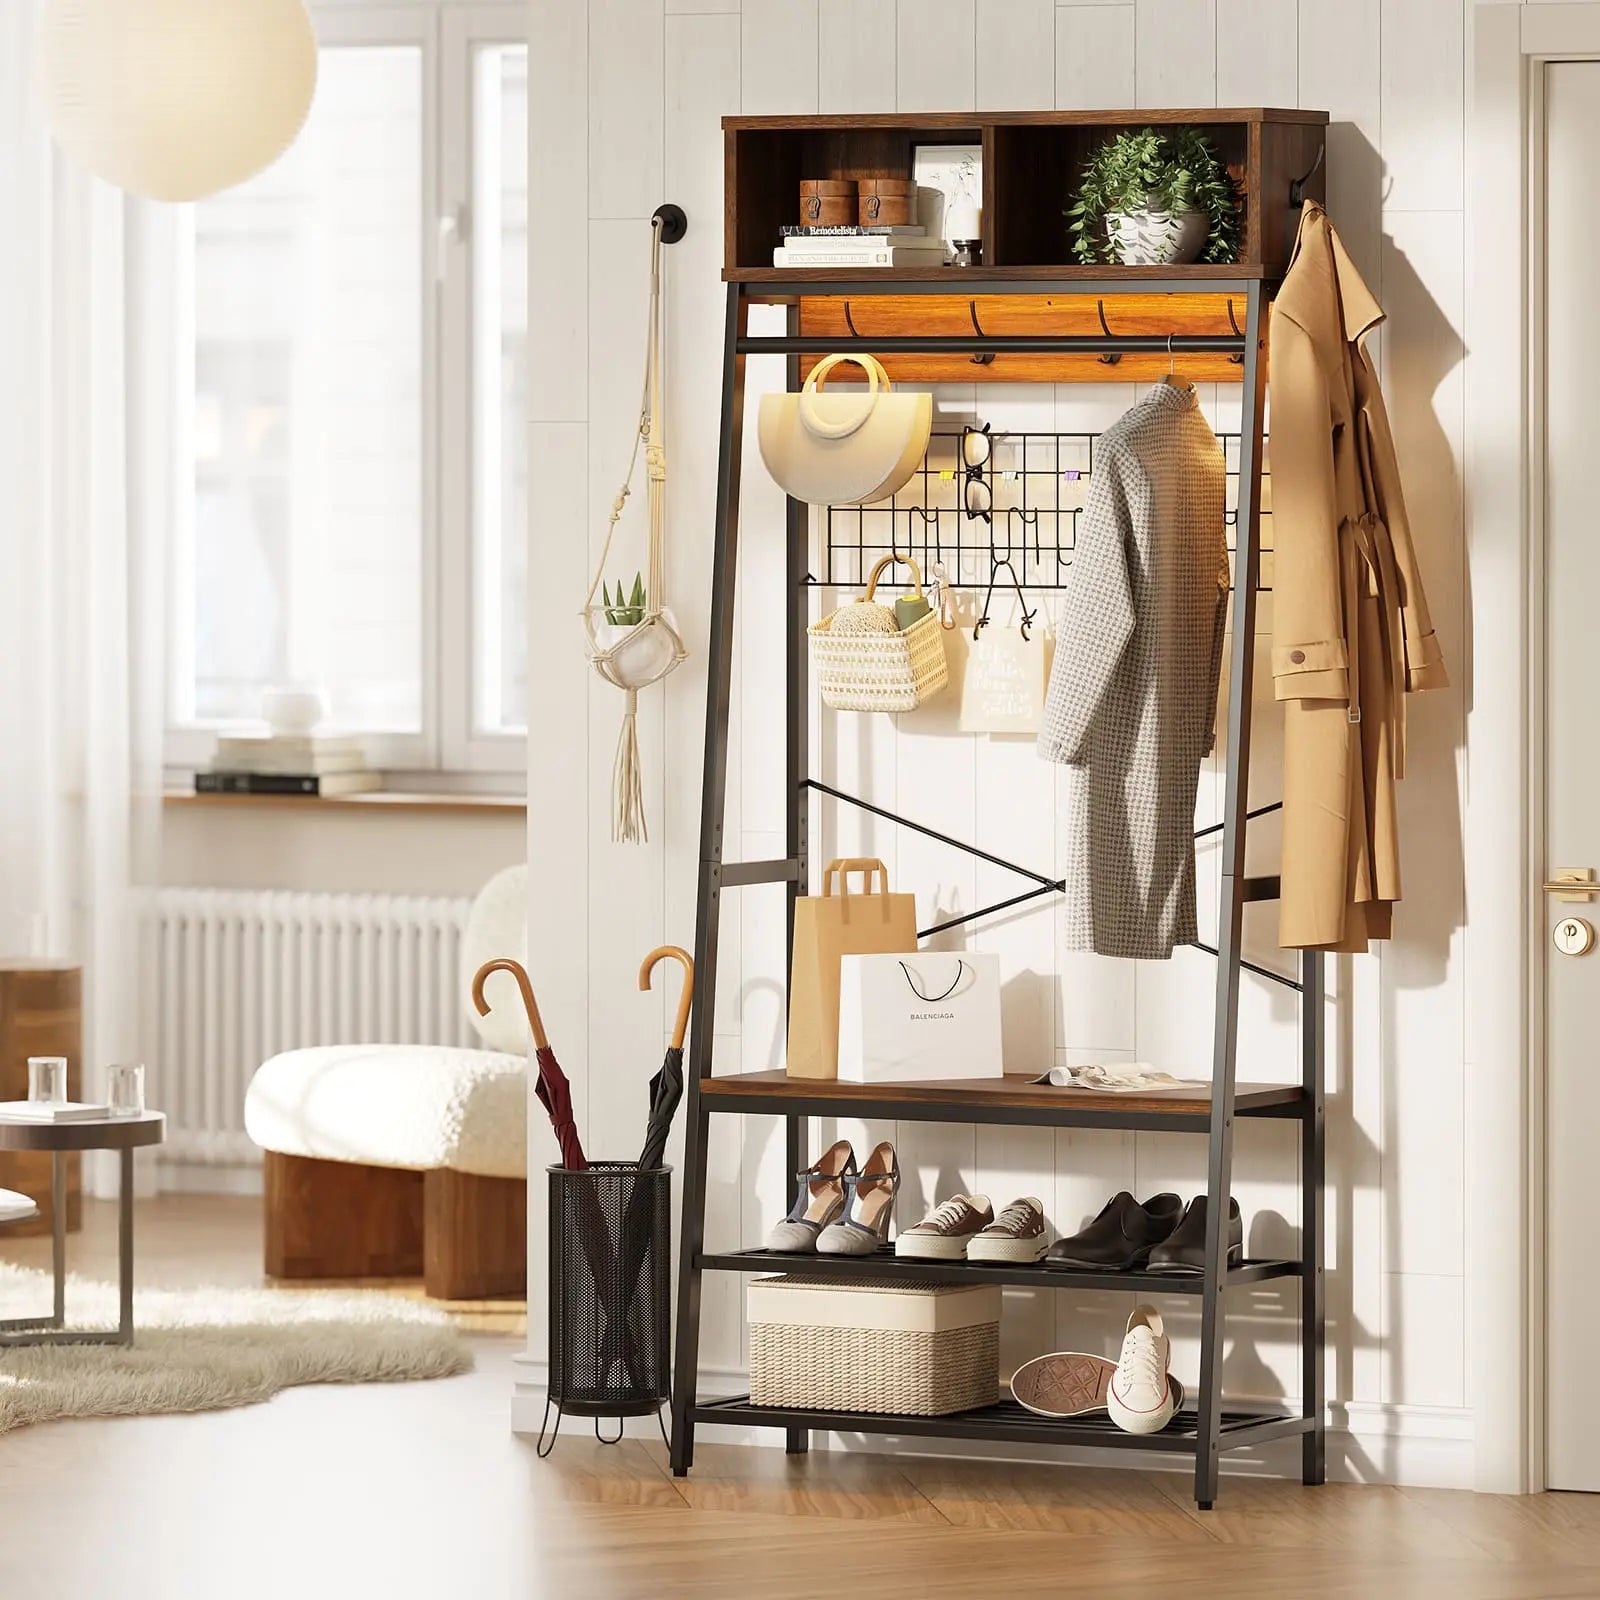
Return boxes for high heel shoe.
[767,1139,856,1252]
[817,1141,899,1256]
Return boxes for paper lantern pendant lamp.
[34,0,318,202]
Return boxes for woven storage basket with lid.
[809,553,949,713]
[747,1274,1000,1415]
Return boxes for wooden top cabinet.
[722,108,1328,283]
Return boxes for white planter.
[1106,208,1209,267]
[592,610,682,690]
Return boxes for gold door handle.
[1544,869,1599,901]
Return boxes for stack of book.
[0,1099,110,1122]
[197,733,381,797]
[772,224,949,270]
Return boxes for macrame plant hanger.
[582,203,689,843]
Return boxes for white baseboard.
[510,1358,1475,1489]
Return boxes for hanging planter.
[581,207,690,844]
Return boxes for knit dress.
[1038,383,1229,959]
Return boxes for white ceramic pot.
[261,683,326,736]
[593,611,683,690]
[1106,208,1209,267]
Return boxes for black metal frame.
[668,274,1325,1511]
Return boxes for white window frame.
[163,0,528,781]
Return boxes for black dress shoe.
[1045,1191,1182,1270]
[1147,1195,1244,1273]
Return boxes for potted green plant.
[1067,127,1242,267]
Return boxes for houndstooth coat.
[1038,384,1229,959]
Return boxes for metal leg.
[669,282,749,1479]
[1194,279,1266,1511]
[51,1150,66,1327]
[1302,947,1327,1485]
[783,307,811,1460]
[118,1147,135,1344]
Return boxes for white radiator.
[139,888,475,1166]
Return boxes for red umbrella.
[472,958,587,1170]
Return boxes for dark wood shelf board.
[697,1070,1305,1129]
[730,262,1277,286]
[699,1247,1302,1294]
[723,108,1328,131]
[692,1395,1311,1455]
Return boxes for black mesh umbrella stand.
[542,1161,671,1456]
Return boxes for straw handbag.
[757,352,931,506]
[810,554,950,713]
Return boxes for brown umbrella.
[472,958,588,1171]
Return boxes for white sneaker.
[1107,1305,1180,1435]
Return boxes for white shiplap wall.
[527,0,1473,1483]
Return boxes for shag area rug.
[0,1264,473,1436]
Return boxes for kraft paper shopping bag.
[786,858,919,1080]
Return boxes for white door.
[1542,58,1600,1493]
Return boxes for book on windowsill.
[0,1100,111,1123]
[194,771,383,797]
[212,750,370,776]
[772,245,950,269]
[778,225,929,241]
[213,732,363,764]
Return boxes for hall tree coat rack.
[668,108,1329,1510]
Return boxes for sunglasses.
[961,424,992,522]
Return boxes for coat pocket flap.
[1272,639,1349,700]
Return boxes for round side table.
[0,1112,165,1346]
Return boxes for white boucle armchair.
[244,864,530,1300]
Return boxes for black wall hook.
[651,203,688,244]
[1225,297,1243,365]
[1095,299,1122,366]
[968,302,996,366]
[1288,144,1324,208]
[843,300,862,339]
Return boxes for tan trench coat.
[1270,202,1447,951]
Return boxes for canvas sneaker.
[967,1196,1048,1263]
[1010,1351,1117,1418]
[894,1194,993,1260]
[1107,1305,1183,1435]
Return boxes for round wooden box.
[799,178,857,226]
[858,177,917,227]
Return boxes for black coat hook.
[1096,299,1121,366]
[968,302,995,366]
[843,301,862,339]
[1289,144,1324,208]
[1225,297,1243,365]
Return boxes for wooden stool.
[0,961,82,1238]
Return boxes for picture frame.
[911,142,984,263]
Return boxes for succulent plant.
[603,571,647,627]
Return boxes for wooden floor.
[3,1198,1600,1598]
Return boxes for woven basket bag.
[809,553,950,713]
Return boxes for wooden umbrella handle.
[639,945,695,1050]
[471,957,550,1052]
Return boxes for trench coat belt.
[1339,511,1408,774]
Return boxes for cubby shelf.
[723,107,1328,283]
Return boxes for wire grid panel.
[816,429,1273,594]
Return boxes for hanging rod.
[1195,800,1282,841]
[738,333,1248,357]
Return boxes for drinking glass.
[107,1063,146,1118]
[27,1056,67,1105]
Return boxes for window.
[165,3,528,776]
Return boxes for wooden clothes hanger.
[1159,332,1194,392]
